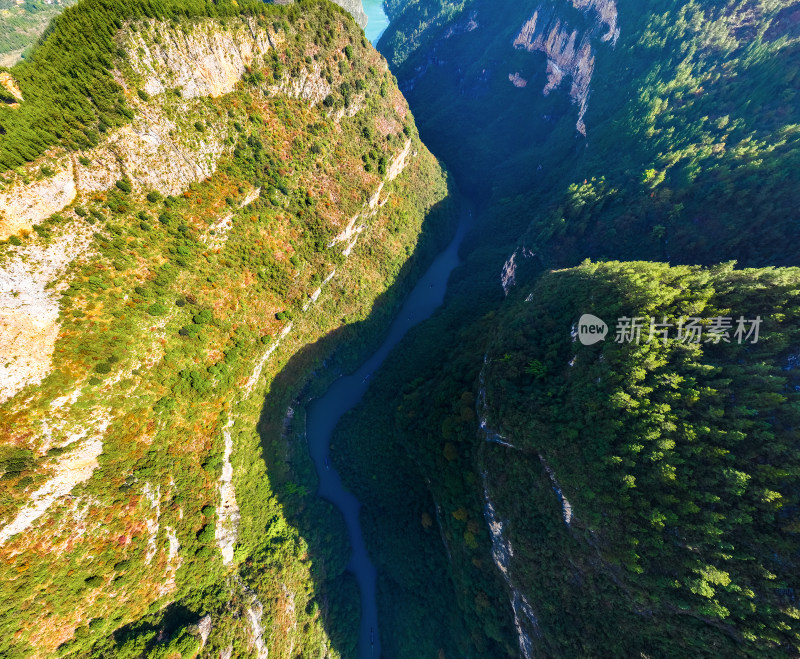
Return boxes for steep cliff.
[512,1,619,134]
[0,1,455,656]
[332,0,368,28]
[327,0,800,655]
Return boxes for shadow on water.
[255,199,471,657]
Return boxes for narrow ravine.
[306,203,471,658]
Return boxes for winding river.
[306,204,471,657]
[362,0,390,44]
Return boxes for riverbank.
[305,200,471,657]
[255,179,461,656]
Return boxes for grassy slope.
[0,1,457,656]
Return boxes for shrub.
[194,121,204,132]
[74,206,87,217]
[147,302,167,316]
[196,524,214,542]
[192,309,213,325]
[84,576,103,588]
[153,397,176,413]
[146,191,161,203]
[115,178,132,194]
[94,363,112,374]
[137,89,150,101]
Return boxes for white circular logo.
[578,314,607,345]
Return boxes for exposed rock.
[0,224,94,403]
[513,1,619,135]
[539,455,574,525]
[0,428,107,545]
[215,418,240,566]
[158,526,182,596]
[483,475,540,658]
[331,0,368,29]
[0,72,23,102]
[443,10,479,39]
[125,18,273,100]
[198,615,213,646]
[0,17,283,240]
[269,63,332,107]
[0,164,76,238]
[386,138,413,181]
[143,483,161,565]
[508,72,528,88]
[245,322,293,395]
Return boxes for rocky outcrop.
[125,18,275,100]
[483,476,540,659]
[215,418,240,566]
[513,0,619,135]
[0,224,94,403]
[0,72,23,102]
[332,0,368,29]
[0,428,107,545]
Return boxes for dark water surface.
[306,204,471,657]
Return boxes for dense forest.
[483,262,800,656]
[380,0,800,267]
[327,0,800,656]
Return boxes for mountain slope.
[483,261,800,656]
[325,1,800,656]
[381,0,800,267]
[0,1,456,656]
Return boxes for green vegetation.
[386,0,800,267]
[481,262,800,656]
[320,0,800,656]
[0,1,457,656]
[379,0,473,67]
[0,0,340,169]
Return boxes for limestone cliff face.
[332,0,368,29]
[513,0,619,135]
[0,6,449,654]
[0,18,329,242]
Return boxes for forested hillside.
[0,0,457,656]
[326,0,800,657]
[483,262,800,656]
[381,0,800,267]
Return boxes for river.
[306,204,471,658]
[362,0,390,44]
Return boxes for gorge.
[1,0,800,657]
